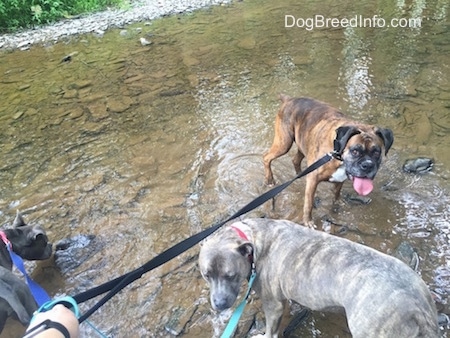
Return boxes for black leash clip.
[330,149,343,161]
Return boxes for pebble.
[0,0,232,51]
[139,37,152,46]
[12,111,24,120]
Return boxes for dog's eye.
[224,273,236,281]
[351,149,360,156]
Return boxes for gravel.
[0,0,231,51]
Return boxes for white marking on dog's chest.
[329,165,347,182]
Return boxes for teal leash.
[31,296,108,337]
[220,270,257,338]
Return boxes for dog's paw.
[305,221,317,229]
[264,179,276,186]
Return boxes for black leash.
[73,151,339,323]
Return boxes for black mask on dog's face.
[343,143,382,180]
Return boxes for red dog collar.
[0,231,11,247]
[230,225,249,241]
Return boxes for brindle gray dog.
[263,95,394,226]
[199,218,438,338]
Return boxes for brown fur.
[263,94,393,226]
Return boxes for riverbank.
[0,0,231,51]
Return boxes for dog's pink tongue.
[352,177,373,196]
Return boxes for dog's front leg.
[333,181,344,201]
[303,175,319,227]
[253,298,285,338]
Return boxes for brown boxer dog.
[263,95,394,226]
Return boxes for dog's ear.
[279,93,291,103]
[375,127,394,155]
[13,211,26,227]
[237,243,253,259]
[334,126,361,154]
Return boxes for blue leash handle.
[221,271,257,338]
[32,296,80,322]
[32,297,109,338]
[5,242,51,306]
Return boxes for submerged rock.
[393,241,419,272]
[164,305,198,336]
[402,157,434,174]
[54,234,104,274]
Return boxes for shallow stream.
[1,0,449,337]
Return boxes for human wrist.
[24,305,79,338]
[24,319,70,338]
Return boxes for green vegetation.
[0,0,126,33]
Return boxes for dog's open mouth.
[349,175,374,196]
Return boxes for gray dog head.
[0,212,52,270]
[199,230,253,311]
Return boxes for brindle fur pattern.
[263,95,394,225]
[199,218,438,338]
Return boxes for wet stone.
[81,121,107,135]
[68,107,84,119]
[124,74,145,84]
[433,117,450,131]
[187,74,199,87]
[78,172,104,192]
[344,193,372,205]
[393,241,419,271]
[292,55,313,66]
[19,84,31,91]
[69,80,93,90]
[438,91,450,101]
[150,70,167,79]
[80,93,104,103]
[25,107,38,116]
[407,96,429,105]
[237,37,256,50]
[87,102,109,120]
[139,37,152,46]
[182,55,200,67]
[402,157,434,174]
[49,117,64,126]
[107,97,133,113]
[54,234,104,274]
[164,305,198,336]
[109,58,127,65]
[159,89,186,97]
[61,51,79,63]
[63,89,78,99]
[49,86,65,96]
[12,111,24,120]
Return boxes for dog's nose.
[213,296,229,311]
[360,159,374,171]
